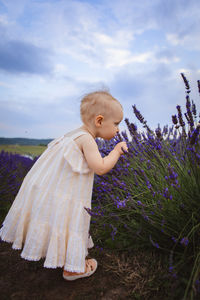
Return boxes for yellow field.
[0,144,47,157]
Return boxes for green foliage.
[91,75,200,299]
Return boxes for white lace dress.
[0,129,94,272]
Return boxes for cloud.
[0,95,81,138]
[106,0,158,32]
[155,1,200,50]
[0,39,52,74]
[107,0,200,51]
[0,14,9,26]
[167,31,200,50]
[155,49,180,64]
[0,0,200,139]
[109,62,194,130]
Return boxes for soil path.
[0,242,130,300]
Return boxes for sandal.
[63,258,98,281]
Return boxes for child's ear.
[95,115,104,127]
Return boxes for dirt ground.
[0,241,133,300]
[0,240,176,300]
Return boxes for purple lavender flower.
[190,124,200,145]
[172,115,178,125]
[84,207,101,217]
[167,164,179,186]
[192,100,197,118]
[185,95,194,128]
[198,80,200,95]
[171,237,177,243]
[195,279,200,293]
[110,224,117,241]
[124,118,137,137]
[95,245,103,252]
[132,105,145,124]
[132,105,153,133]
[162,125,168,135]
[169,266,174,272]
[137,200,145,207]
[116,199,126,208]
[149,235,159,248]
[184,112,190,123]
[157,200,163,210]
[155,126,162,139]
[163,187,172,200]
[168,250,177,278]
[146,160,152,170]
[180,237,189,246]
[0,151,37,203]
[176,105,185,127]
[143,214,149,221]
[181,73,190,94]
[121,131,129,142]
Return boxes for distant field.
[0,145,46,157]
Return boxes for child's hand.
[114,142,128,155]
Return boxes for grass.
[0,144,46,157]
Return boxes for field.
[0,145,171,300]
[0,74,200,299]
[0,144,46,157]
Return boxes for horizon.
[0,136,53,140]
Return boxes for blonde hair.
[80,90,122,124]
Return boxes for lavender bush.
[90,74,200,299]
[0,151,37,222]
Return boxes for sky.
[0,0,200,139]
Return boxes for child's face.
[98,103,123,140]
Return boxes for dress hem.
[0,236,94,272]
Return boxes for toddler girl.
[0,91,128,281]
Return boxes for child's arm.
[80,134,128,175]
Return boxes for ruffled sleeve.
[63,142,91,174]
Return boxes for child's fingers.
[121,146,128,154]
[114,142,128,154]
